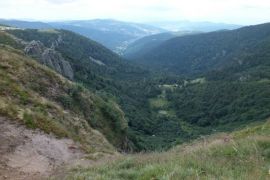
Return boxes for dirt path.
[0,117,93,180]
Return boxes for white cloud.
[0,0,269,24]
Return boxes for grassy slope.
[0,45,129,154]
[0,29,130,149]
[69,119,270,179]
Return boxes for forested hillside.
[123,31,200,59]
[132,23,270,75]
[124,22,270,149]
[123,32,176,59]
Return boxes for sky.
[0,0,270,25]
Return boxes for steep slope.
[69,119,270,179]
[0,45,128,150]
[6,28,146,80]
[134,23,270,75]
[1,28,153,150]
[0,116,87,179]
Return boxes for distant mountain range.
[0,19,165,54]
[0,19,52,29]
[0,19,242,54]
[49,19,166,54]
[147,20,242,32]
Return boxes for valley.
[1,22,270,151]
[0,19,269,179]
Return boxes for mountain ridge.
[131,22,270,75]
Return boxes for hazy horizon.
[0,0,270,25]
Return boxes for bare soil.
[0,116,88,180]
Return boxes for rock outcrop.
[24,40,45,57]
[41,49,74,80]
[24,40,74,80]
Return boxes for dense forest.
[130,23,270,75]
[123,31,200,59]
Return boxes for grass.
[68,119,270,179]
[189,77,206,84]
[37,29,60,34]
[0,45,116,154]
[149,98,169,109]
[149,97,177,118]
[149,89,177,118]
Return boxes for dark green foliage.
[7,29,59,47]
[23,113,35,129]
[0,31,23,49]
[168,81,270,128]
[58,94,73,109]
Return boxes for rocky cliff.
[24,40,74,80]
